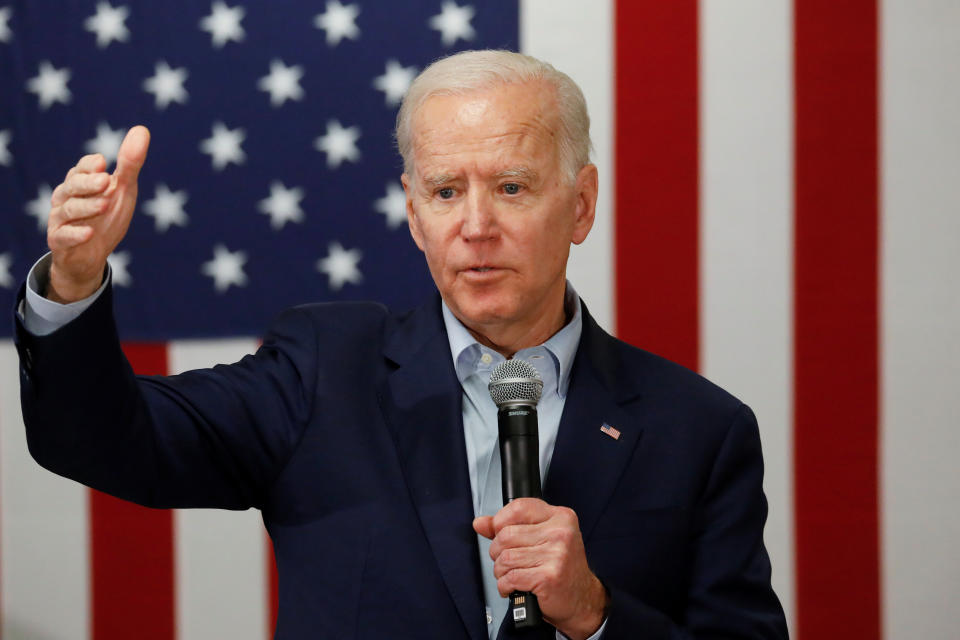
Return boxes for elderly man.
[15,50,787,639]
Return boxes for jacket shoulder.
[618,338,743,411]
[260,301,395,367]
[582,320,749,444]
[268,301,393,338]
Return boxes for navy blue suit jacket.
[15,284,787,639]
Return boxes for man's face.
[402,81,597,347]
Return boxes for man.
[15,50,787,639]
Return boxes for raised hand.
[46,126,150,303]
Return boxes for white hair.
[395,49,593,181]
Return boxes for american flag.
[598,423,620,441]
[1,1,958,639]
[0,0,520,338]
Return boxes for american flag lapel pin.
[600,423,621,440]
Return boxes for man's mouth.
[471,267,493,272]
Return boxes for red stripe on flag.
[614,0,699,370]
[794,2,881,638]
[90,343,175,640]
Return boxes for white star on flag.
[314,120,360,169]
[143,61,188,109]
[107,251,132,287]
[0,7,12,43]
[201,244,248,292]
[375,182,408,229]
[84,2,130,49]
[373,60,417,106]
[200,122,246,171]
[0,130,11,167]
[25,184,53,231]
[0,252,13,289]
[199,1,245,48]
[258,181,305,230]
[258,59,305,107]
[142,183,189,232]
[27,61,72,110]
[429,2,475,46]
[314,0,360,47]
[317,242,363,291]
[84,122,125,165]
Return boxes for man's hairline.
[402,79,582,184]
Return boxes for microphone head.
[488,359,544,408]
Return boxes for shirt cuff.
[21,253,109,336]
[556,617,607,640]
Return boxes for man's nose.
[460,190,497,241]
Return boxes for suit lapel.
[379,298,487,640]
[543,307,645,541]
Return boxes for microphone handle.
[498,405,543,629]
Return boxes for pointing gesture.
[47,126,150,303]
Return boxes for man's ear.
[401,173,425,251]
[571,164,598,245]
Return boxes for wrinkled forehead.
[408,82,561,175]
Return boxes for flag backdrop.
[1,1,958,638]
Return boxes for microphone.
[488,358,544,629]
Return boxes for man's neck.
[462,300,570,359]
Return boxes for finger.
[52,173,110,205]
[52,196,109,224]
[491,498,552,534]
[70,154,108,177]
[48,223,95,251]
[493,545,546,579]
[489,523,547,561]
[113,125,151,186]
[496,567,543,598]
[473,516,495,540]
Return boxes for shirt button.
[480,353,493,365]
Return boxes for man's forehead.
[409,83,560,179]
[413,82,556,137]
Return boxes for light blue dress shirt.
[22,259,606,638]
[441,283,605,640]
[21,253,107,335]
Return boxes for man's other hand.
[473,498,609,640]
[47,125,150,303]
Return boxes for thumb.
[473,516,495,540]
[113,125,151,186]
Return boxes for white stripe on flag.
[520,0,616,334]
[699,1,795,632]
[169,339,267,640]
[881,1,960,637]
[0,341,90,640]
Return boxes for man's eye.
[503,182,521,195]
[438,188,454,199]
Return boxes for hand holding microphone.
[487,358,545,629]
[473,358,608,639]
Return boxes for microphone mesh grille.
[488,359,544,407]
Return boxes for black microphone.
[488,358,544,630]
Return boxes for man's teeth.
[473,267,492,272]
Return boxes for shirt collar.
[441,281,582,399]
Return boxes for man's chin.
[449,300,514,332]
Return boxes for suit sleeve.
[601,405,788,639]
[15,281,317,511]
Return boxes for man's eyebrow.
[493,167,539,181]
[422,173,456,187]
